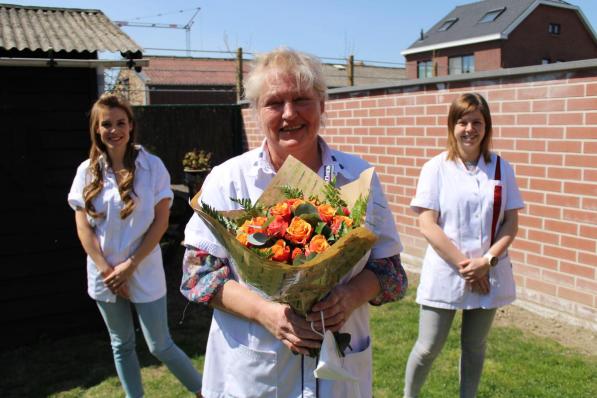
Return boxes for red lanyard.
[490,156,502,245]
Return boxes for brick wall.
[241,60,597,331]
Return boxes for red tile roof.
[143,56,249,86]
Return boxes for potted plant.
[182,149,212,198]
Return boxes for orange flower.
[285,216,313,245]
[266,215,289,238]
[269,239,291,262]
[269,201,292,220]
[291,247,304,261]
[317,203,336,223]
[236,232,250,246]
[308,234,330,254]
[239,216,268,234]
[286,198,305,211]
[331,215,353,235]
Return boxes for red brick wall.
[242,62,597,330]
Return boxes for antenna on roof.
[420,29,425,41]
[115,7,201,56]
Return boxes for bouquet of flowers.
[190,155,377,315]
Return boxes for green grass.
[1,270,595,397]
[370,284,597,398]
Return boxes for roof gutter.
[0,57,149,68]
[401,33,504,55]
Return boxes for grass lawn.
[1,271,595,397]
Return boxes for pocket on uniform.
[340,336,372,398]
[490,257,516,303]
[224,340,277,397]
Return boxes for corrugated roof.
[403,0,588,53]
[141,56,405,88]
[0,3,142,54]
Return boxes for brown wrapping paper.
[191,155,377,315]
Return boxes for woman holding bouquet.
[404,93,524,398]
[68,94,202,398]
[181,47,407,398]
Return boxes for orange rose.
[331,215,353,235]
[268,239,291,262]
[269,201,292,221]
[286,198,305,211]
[285,216,313,245]
[308,234,330,254]
[239,216,268,234]
[236,232,250,246]
[317,203,336,223]
[291,247,304,261]
[266,215,289,238]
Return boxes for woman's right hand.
[258,301,322,355]
[101,268,130,299]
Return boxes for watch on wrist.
[484,252,498,267]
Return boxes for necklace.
[463,158,479,171]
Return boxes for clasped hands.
[101,259,136,299]
[458,257,491,294]
[261,285,355,356]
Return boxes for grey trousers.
[404,305,497,398]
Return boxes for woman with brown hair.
[404,93,524,398]
[68,93,202,398]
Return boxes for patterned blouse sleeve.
[365,254,408,306]
[180,247,233,304]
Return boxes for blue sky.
[8,0,597,65]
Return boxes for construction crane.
[115,7,201,56]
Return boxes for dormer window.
[479,7,506,23]
[549,23,561,35]
[438,18,458,32]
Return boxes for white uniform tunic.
[185,138,402,398]
[68,147,173,303]
[410,151,524,310]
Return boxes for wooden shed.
[0,4,146,348]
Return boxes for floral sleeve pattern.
[365,254,408,306]
[180,248,233,304]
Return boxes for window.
[549,23,561,35]
[417,60,433,78]
[449,55,475,75]
[479,8,506,23]
[438,18,458,32]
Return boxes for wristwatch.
[484,252,498,267]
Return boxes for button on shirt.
[410,151,524,309]
[68,147,173,303]
[184,137,403,261]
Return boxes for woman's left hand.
[307,284,357,333]
[103,259,136,293]
[458,257,490,283]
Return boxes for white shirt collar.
[98,145,150,172]
[247,137,356,180]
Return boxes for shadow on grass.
[0,244,212,398]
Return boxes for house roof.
[140,56,405,88]
[402,0,597,55]
[0,3,142,54]
[141,57,250,86]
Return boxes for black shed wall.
[0,66,100,349]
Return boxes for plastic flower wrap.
[191,155,377,315]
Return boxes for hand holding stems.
[258,301,323,355]
[307,284,357,333]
